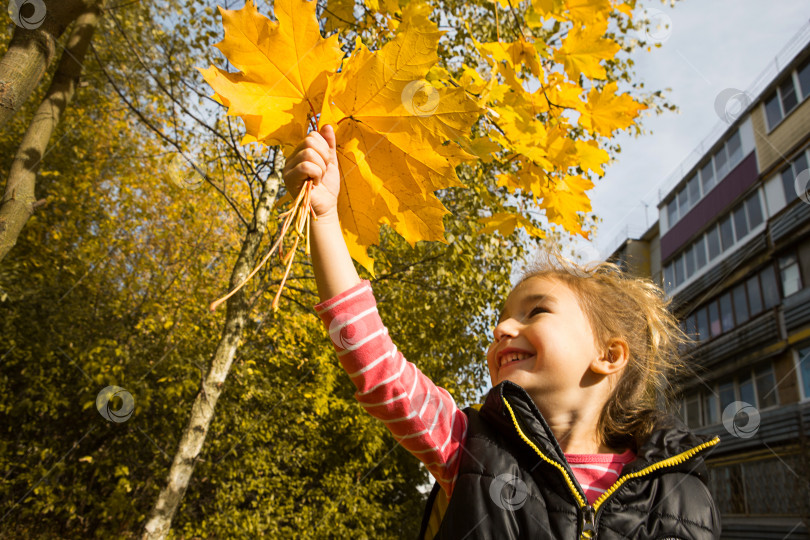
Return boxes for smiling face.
[486,276,605,407]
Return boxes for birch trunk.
[141,174,281,540]
[0,0,95,129]
[0,4,102,263]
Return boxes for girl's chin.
[494,366,535,387]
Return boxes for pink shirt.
[315,280,634,504]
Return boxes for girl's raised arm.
[282,125,468,496]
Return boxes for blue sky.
[581,0,810,259]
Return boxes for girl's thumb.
[321,124,337,155]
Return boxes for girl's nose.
[493,318,520,342]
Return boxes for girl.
[282,125,722,539]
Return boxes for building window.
[745,192,763,229]
[678,188,690,217]
[707,225,721,260]
[764,92,782,129]
[664,264,674,290]
[710,455,806,516]
[719,292,734,332]
[765,75,801,130]
[779,77,799,116]
[726,131,742,164]
[664,192,763,295]
[674,254,684,284]
[719,215,734,250]
[665,129,743,230]
[685,394,700,428]
[739,373,756,405]
[778,253,802,297]
[687,175,701,208]
[799,346,810,400]
[708,300,722,337]
[760,265,780,309]
[746,275,763,315]
[764,60,810,131]
[694,236,707,268]
[733,204,748,239]
[718,380,736,414]
[683,264,780,345]
[732,283,749,325]
[755,365,778,409]
[696,307,709,342]
[714,145,729,179]
[798,57,810,99]
[702,393,719,425]
[700,161,715,194]
[667,199,678,227]
[780,150,809,204]
[684,244,696,278]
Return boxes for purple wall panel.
[660,152,759,262]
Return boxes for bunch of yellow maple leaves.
[203,0,647,310]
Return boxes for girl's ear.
[591,338,630,376]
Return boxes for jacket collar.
[480,381,718,482]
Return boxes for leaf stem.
[209,179,314,312]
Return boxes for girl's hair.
[515,248,691,452]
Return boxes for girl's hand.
[282,124,340,221]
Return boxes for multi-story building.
[608,22,810,540]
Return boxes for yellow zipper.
[503,398,587,507]
[503,397,720,538]
[591,435,720,512]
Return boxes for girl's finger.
[290,162,323,184]
[300,147,328,179]
[284,146,324,177]
[306,131,333,167]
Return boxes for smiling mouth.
[498,352,534,368]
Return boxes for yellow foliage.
[199,0,343,152]
[554,19,620,80]
[201,0,650,270]
[578,81,647,136]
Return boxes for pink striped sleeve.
[315,280,467,496]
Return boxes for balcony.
[783,286,810,333]
[687,309,780,372]
[671,233,768,309]
[770,199,810,244]
[693,400,810,455]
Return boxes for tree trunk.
[141,173,281,540]
[0,0,97,130]
[0,3,102,264]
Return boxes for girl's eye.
[529,306,548,317]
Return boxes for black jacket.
[418,381,721,540]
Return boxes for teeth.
[500,352,531,367]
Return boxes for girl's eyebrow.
[497,293,557,323]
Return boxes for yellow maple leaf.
[544,73,583,109]
[539,174,594,236]
[323,0,356,33]
[530,0,564,18]
[459,135,502,164]
[530,0,612,24]
[614,2,633,17]
[575,139,609,176]
[199,0,343,152]
[565,0,612,22]
[319,3,482,271]
[478,212,546,239]
[577,81,646,136]
[364,0,400,12]
[553,19,619,81]
[479,39,544,80]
